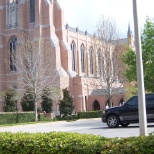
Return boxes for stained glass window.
[89,47,93,74]
[98,49,102,76]
[71,42,76,71]
[10,38,17,71]
[30,0,35,23]
[80,44,85,73]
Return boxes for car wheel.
[120,123,130,127]
[107,114,119,128]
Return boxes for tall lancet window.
[6,0,18,29]
[30,0,35,23]
[10,38,17,72]
[71,41,76,71]
[89,47,93,74]
[98,49,102,76]
[80,44,85,73]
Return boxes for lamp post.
[132,0,147,136]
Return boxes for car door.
[146,94,154,121]
[120,96,138,121]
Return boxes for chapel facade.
[0,0,134,113]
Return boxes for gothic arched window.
[10,38,17,71]
[80,44,85,73]
[71,41,76,71]
[89,47,93,74]
[30,0,35,23]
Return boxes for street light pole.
[132,0,147,136]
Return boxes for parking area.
[0,118,154,138]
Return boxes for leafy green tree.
[122,17,154,92]
[59,88,74,117]
[122,47,137,81]
[124,82,138,99]
[41,88,53,113]
[20,88,35,111]
[3,89,17,112]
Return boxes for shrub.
[55,114,78,121]
[0,132,109,154]
[59,88,74,117]
[78,110,102,119]
[0,112,35,124]
[41,88,53,113]
[0,132,154,154]
[20,89,35,111]
[3,89,17,112]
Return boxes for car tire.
[120,123,130,127]
[107,114,119,128]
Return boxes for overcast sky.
[58,0,154,38]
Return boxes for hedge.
[0,112,35,124]
[0,132,154,153]
[78,110,102,119]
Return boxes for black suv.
[102,94,154,128]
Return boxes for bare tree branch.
[1,30,60,121]
[90,15,126,107]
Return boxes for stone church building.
[0,0,134,113]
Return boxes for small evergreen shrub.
[20,88,35,111]
[59,88,74,117]
[3,89,17,112]
[41,88,53,113]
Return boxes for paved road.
[0,118,154,138]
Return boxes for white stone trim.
[2,32,17,36]
[61,40,70,51]
[36,24,51,28]
[78,95,83,97]
[0,45,3,48]
[0,6,5,10]
[55,0,61,10]
[19,0,27,4]
[44,0,52,5]
[55,28,63,32]
[0,33,5,36]
[67,70,77,77]
[56,67,68,77]
[49,36,59,48]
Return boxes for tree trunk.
[35,101,38,122]
[108,98,112,108]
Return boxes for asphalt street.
[0,118,154,138]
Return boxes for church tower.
[127,23,135,49]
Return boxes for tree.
[59,88,74,117]
[92,15,125,107]
[3,89,17,112]
[41,88,53,113]
[8,31,58,121]
[122,17,154,92]
[20,88,35,111]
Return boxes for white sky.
[58,0,154,38]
